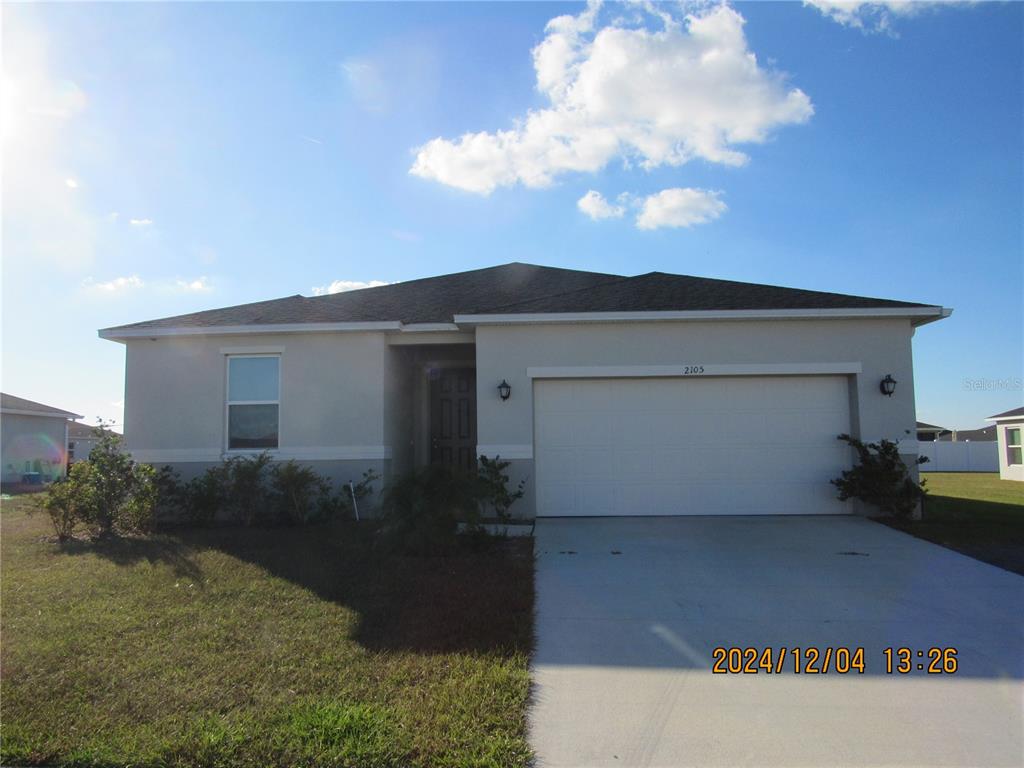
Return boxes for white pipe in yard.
[349,481,359,521]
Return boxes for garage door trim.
[527,362,862,379]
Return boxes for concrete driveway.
[530,516,1024,767]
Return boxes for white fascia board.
[1,408,84,420]
[399,323,462,332]
[986,415,1024,423]
[454,307,951,326]
[99,321,402,341]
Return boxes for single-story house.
[916,421,947,441]
[1,393,83,486]
[67,422,119,464]
[99,262,951,517]
[937,425,997,442]
[987,406,1024,481]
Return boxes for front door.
[430,367,477,472]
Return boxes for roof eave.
[454,306,952,326]
[1,407,83,420]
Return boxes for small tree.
[79,423,157,536]
[476,455,526,522]
[37,422,157,537]
[37,462,95,541]
[832,434,928,519]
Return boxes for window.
[68,441,76,460]
[1007,427,1022,466]
[226,355,280,450]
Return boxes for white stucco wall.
[995,420,1024,481]
[1,413,69,484]
[122,331,394,486]
[474,318,920,517]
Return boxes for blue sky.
[2,1,1021,430]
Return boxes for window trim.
[225,353,281,454]
[1006,426,1022,466]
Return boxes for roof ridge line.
[466,273,639,314]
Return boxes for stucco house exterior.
[987,406,1024,481]
[1,393,82,486]
[67,422,119,465]
[99,263,950,518]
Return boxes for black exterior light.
[879,374,897,397]
[498,379,512,401]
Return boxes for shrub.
[223,452,273,525]
[153,465,186,523]
[82,425,158,535]
[335,469,382,521]
[38,424,158,537]
[183,464,229,525]
[37,462,95,541]
[379,466,479,555]
[271,460,332,525]
[476,455,526,521]
[832,434,928,519]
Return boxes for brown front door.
[430,367,477,472]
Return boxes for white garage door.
[534,376,852,516]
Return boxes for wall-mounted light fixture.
[879,374,897,397]
[498,379,511,401]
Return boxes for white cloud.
[82,275,144,294]
[635,187,727,230]
[410,2,812,195]
[312,279,391,296]
[64,177,78,188]
[577,190,626,220]
[129,218,153,226]
[174,276,212,293]
[803,1,960,32]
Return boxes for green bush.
[36,462,95,541]
[271,460,332,525]
[37,424,157,538]
[476,455,526,521]
[379,466,479,555]
[223,452,273,525]
[335,469,382,521]
[832,434,928,519]
[183,464,229,525]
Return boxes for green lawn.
[883,472,1024,575]
[0,494,535,767]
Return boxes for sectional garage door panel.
[534,376,852,516]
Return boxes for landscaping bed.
[0,494,535,767]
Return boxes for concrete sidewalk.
[529,516,1024,767]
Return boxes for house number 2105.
[683,365,705,374]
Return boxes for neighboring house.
[1,393,82,486]
[987,407,1024,482]
[937,425,997,442]
[916,421,946,441]
[99,262,951,517]
[67,422,119,464]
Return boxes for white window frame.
[225,353,281,454]
[1006,426,1022,466]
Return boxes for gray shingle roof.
[1,393,81,419]
[101,262,937,333]
[988,406,1024,420]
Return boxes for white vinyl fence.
[917,441,999,472]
